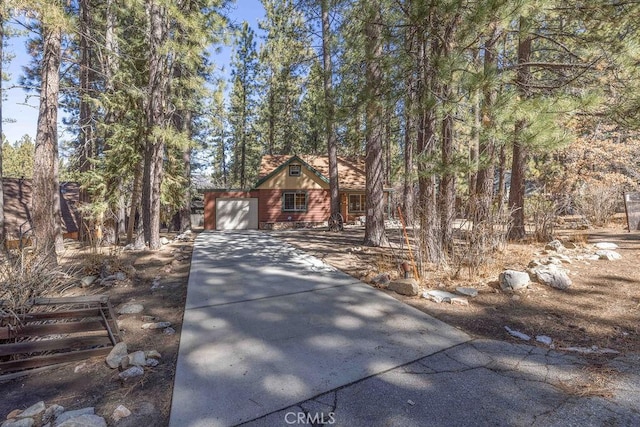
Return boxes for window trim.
[348,193,366,213]
[282,191,307,212]
[288,164,302,177]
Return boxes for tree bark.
[363,2,389,247]
[78,0,94,243]
[508,20,532,240]
[322,0,340,219]
[0,15,5,244]
[143,0,168,250]
[33,22,63,262]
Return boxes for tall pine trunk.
[509,21,532,240]
[363,2,388,247]
[402,28,416,225]
[322,0,340,219]
[0,15,4,244]
[33,23,63,262]
[143,0,168,250]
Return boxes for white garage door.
[215,198,258,230]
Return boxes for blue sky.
[1,0,265,144]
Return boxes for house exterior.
[2,178,80,245]
[203,155,391,230]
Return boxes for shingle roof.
[257,155,366,190]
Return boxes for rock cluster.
[105,342,161,381]
[498,239,622,293]
[1,402,116,427]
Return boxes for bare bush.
[0,245,73,316]
[451,204,514,279]
[525,193,559,242]
[573,183,622,227]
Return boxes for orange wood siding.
[204,191,258,230]
[258,189,330,224]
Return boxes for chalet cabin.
[204,155,391,230]
[2,178,80,247]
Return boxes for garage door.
[215,198,258,230]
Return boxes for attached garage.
[215,198,258,230]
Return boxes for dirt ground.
[1,221,639,425]
[272,223,640,359]
[0,233,194,426]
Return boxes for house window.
[283,192,307,211]
[349,194,366,213]
[289,165,301,176]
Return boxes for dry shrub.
[451,205,513,279]
[0,245,74,316]
[525,193,559,242]
[573,182,623,227]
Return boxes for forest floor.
[1,220,639,425]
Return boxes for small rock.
[450,297,469,306]
[145,350,161,359]
[163,327,176,336]
[112,405,131,423]
[370,273,391,287]
[6,409,22,420]
[74,363,88,374]
[55,408,95,425]
[499,270,530,291]
[43,405,64,424]
[127,351,147,367]
[118,366,144,380]
[545,240,565,252]
[596,250,622,260]
[529,264,572,290]
[387,279,419,296]
[106,342,128,369]
[407,400,415,406]
[504,326,531,341]
[564,242,577,249]
[160,237,170,245]
[117,303,144,315]
[536,335,553,346]
[1,419,34,427]
[56,414,106,427]
[594,242,619,250]
[141,322,171,330]
[422,290,457,303]
[146,358,159,367]
[455,287,478,297]
[80,276,98,288]
[17,401,45,419]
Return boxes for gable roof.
[256,155,367,190]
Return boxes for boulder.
[106,342,128,369]
[370,273,391,288]
[545,240,565,252]
[117,303,144,315]
[56,414,106,427]
[455,287,478,297]
[54,408,95,425]
[119,366,144,381]
[43,405,65,424]
[1,419,34,427]
[127,351,147,367]
[112,405,131,423]
[596,250,622,260]
[595,242,619,250]
[16,402,45,420]
[499,270,530,291]
[529,264,572,290]
[387,279,419,296]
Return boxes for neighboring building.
[203,155,391,230]
[2,178,80,245]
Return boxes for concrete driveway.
[170,231,640,427]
